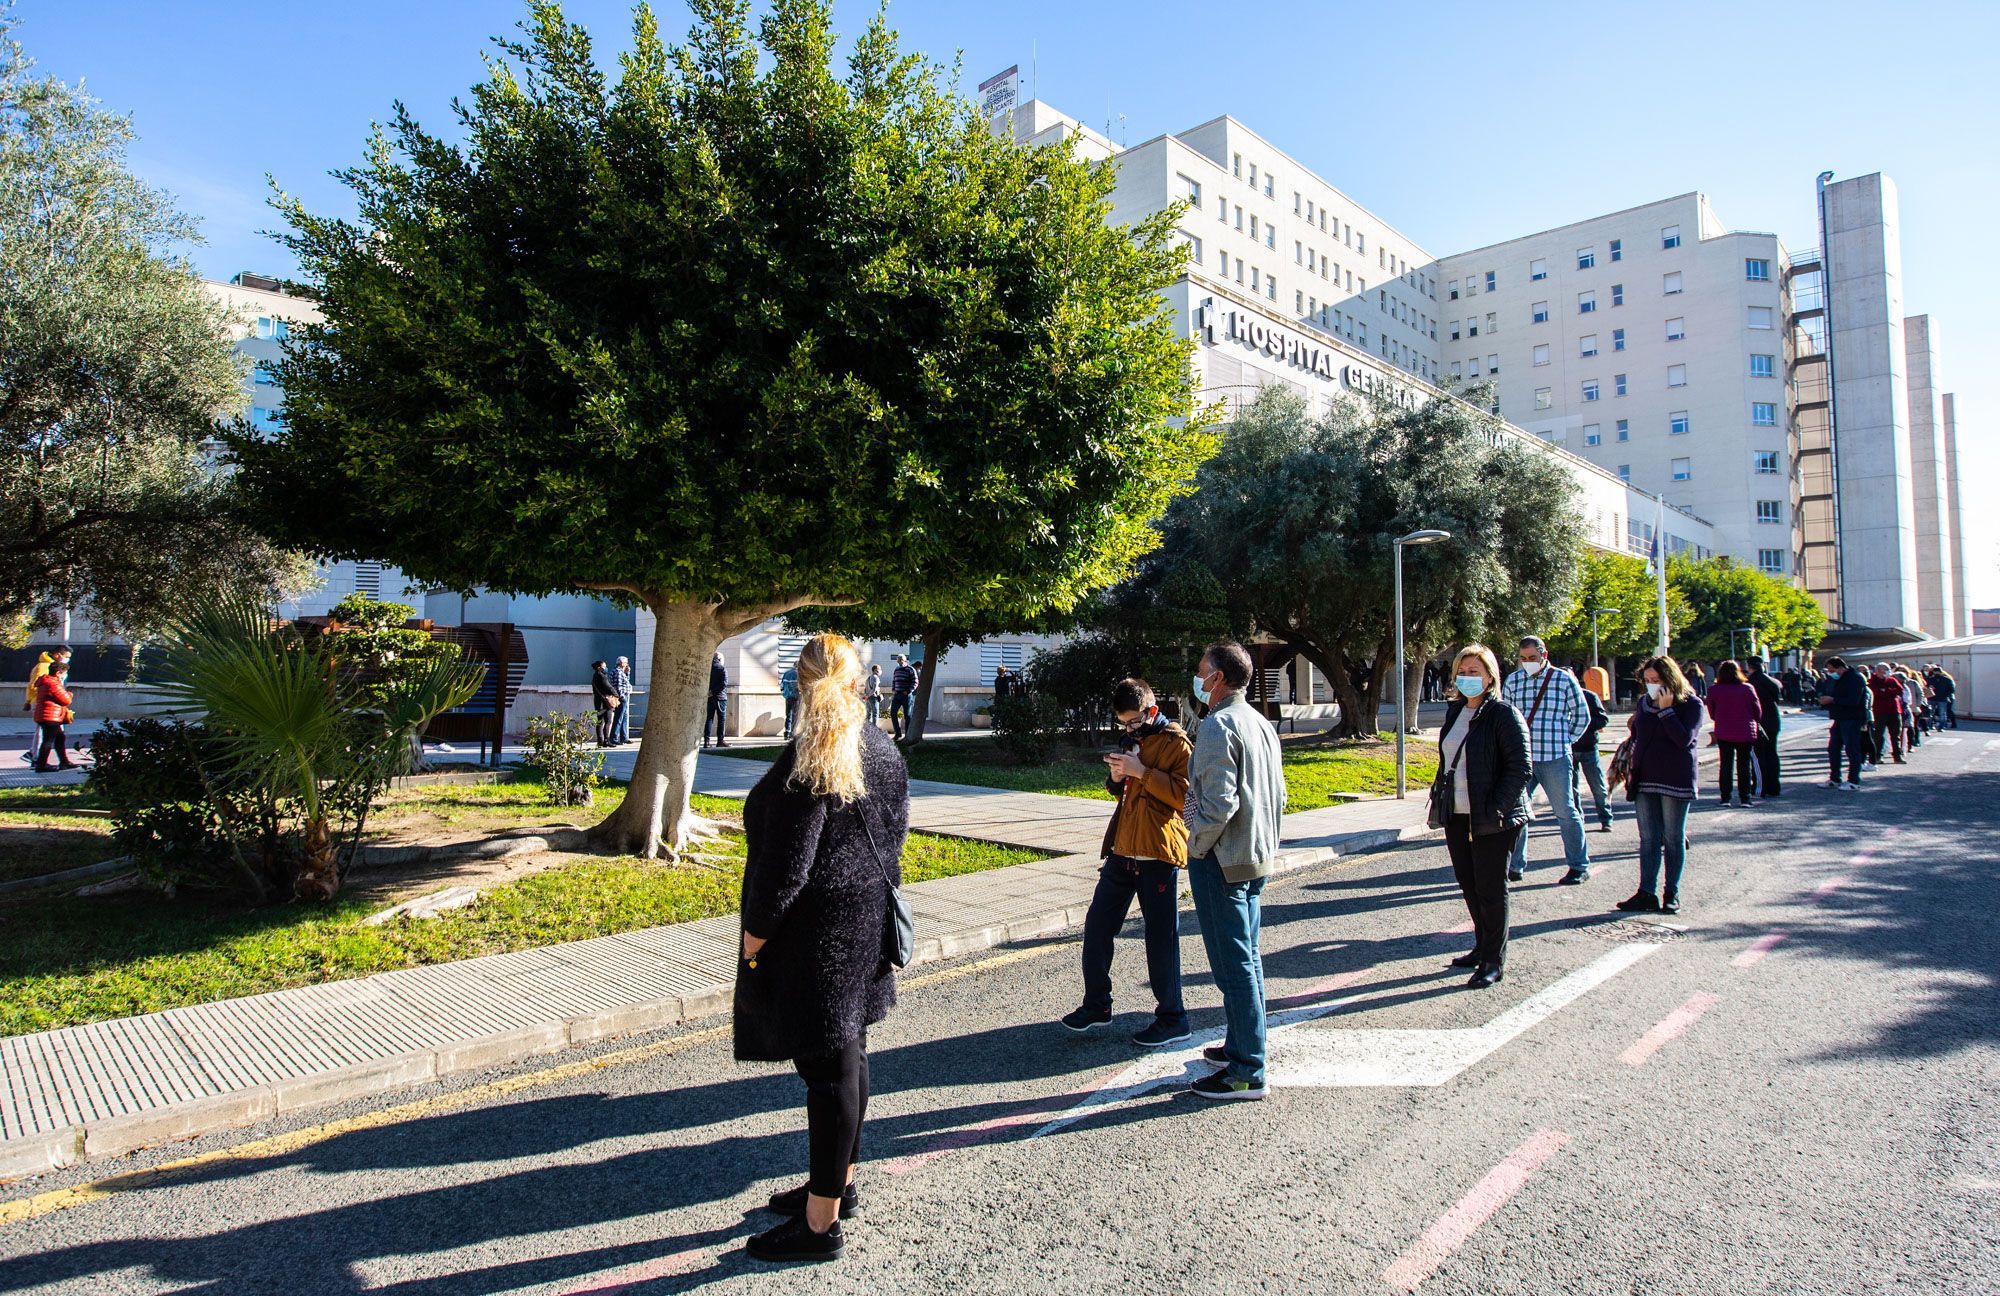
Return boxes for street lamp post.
[1393,529,1453,798]
[1590,606,1622,674]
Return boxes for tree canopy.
[1663,555,1827,662]
[229,0,1213,855]
[1542,549,1691,664]
[0,17,308,642]
[1156,386,1585,736]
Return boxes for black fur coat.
[733,724,909,1062]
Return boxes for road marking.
[553,1247,713,1294]
[1030,945,1660,1135]
[0,943,1067,1228]
[1732,930,1789,968]
[1438,919,1476,937]
[1268,967,1371,1010]
[1619,992,1720,1066]
[1809,876,1847,902]
[1382,1129,1570,1291]
[1924,737,1962,745]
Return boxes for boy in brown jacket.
[1062,679,1194,1047]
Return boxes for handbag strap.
[1438,708,1474,781]
[852,803,898,891]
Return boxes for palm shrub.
[522,712,603,807]
[145,598,483,900]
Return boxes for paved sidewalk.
[0,756,1433,1181]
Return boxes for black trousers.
[1753,729,1782,797]
[1445,816,1521,970]
[1717,741,1755,802]
[793,1033,869,1198]
[32,721,69,771]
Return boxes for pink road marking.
[1809,876,1848,902]
[555,1248,711,1294]
[1439,918,1476,937]
[1382,1129,1571,1291]
[1732,930,1789,968]
[1618,992,1721,1066]
[1883,825,1903,837]
[881,1067,1126,1175]
[1268,966,1370,1010]
[1848,848,1877,867]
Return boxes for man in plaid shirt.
[1500,635,1594,885]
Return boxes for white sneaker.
[1862,762,1878,771]
[1823,780,1841,789]
[1843,781,1861,791]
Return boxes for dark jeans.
[793,1034,868,1199]
[1869,717,1903,763]
[1445,816,1519,970]
[889,691,913,738]
[1571,740,1612,826]
[1753,729,1782,796]
[32,721,70,771]
[1080,855,1186,1027]
[783,696,798,738]
[1938,698,1956,728]
[594,704,613,747]
[1717,740,1755,802]
[1827,717,1867,782]
[704,693,728,745]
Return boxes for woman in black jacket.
[1432,643,1534,988]
[736,633,909,1264]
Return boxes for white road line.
[1029,944,1661,1134]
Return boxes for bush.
[1019,635,1133,740]
[990,692,1065,765]
[89,719,250,891]
[522,711,604,805]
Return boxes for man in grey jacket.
[1182,640,1287,1100]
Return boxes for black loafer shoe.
[747,1215,844,1263]
[1506,869,1524,882]
[1615,892,1661,913]
[1466,964,1504,989]
[768,1182,858,1219]
[1449,951,1480,968]
[1557,868,1590,886]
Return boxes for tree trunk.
[587,599,725,860]
[905,627,948,745]
[1399,655,1425,733]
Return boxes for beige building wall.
[1903,314,1954,636]
[1942,392,1971,636]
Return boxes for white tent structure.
[1844,634,2000,721]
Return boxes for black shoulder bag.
[854,805,915,970]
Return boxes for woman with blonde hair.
[1431,643,1533,989]
[735,633,909,1264]
[1617,655,1705,915]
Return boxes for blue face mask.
[1191,670,1214,706]
[1457,674,1486,699]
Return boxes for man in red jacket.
[31,653,78,772]
[1865,664,1906,767]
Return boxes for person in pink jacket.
[1705,660,1763,807]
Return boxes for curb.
[0,822,1435,1183]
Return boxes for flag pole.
[1654,496,1670,657]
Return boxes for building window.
[1532,301,1549,324]
[1234,257,1244,283]
[1251,267,1261,292]
[1670,411,1690,435]
[1582,379,1601,402]
[1663,271,1683,295]
[1750,353,1775,378]
[1486,311,1497,335]
[1234,205,1243,231]
[1611,283,1624,307]
[1232,153,1242,178]
[253,364,277,386]
[1264,175,1274,198]
[1184,234,1203,263]
[250,406,283,430]
[1616,419,1630,442]
[1671,456,1692,481]
[254,316,288,341]
[1180,174,1202,206]
[1614,373,1628,396]
[1248,162,1257,188]
[1754,450,1780,473]
[1748,306,1775,329]
[1249,215,1258,241]
[1662,225,1681,249]
[1667,364,1687,387]
[1666,317,1685,341]
[1757,548,1786,574]
[1294,191,1302,214]
[1580,334,1598,357]
[1577,247,1595,270]
[1609,238,1623,262]
[1613,328,1626,351]
[1584,424,1602,446]
[1617,464,1632,482]
[1295,240,1303,264]
[1533,343,1551,366]
[1448,279,1459,300]
[1218,195,1228,223]
[1756,499,1782,524]
[1485,270,1496,292]
[1450,361,1462,380]
[1308,248,1316,271]
[1467,317,1479,337]
[1450,320,1461,340]
[1530,257,1548,281]
[1267,276,1276,301]
[1534,387,1553,410]
[1745,258,1771,281]
[1488,353,1499,374]
[1296,289,1304,313]
[1752,401,1777,426]
[1578,290,1596,314]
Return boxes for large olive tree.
[231,1,1211,857]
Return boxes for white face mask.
[1522,658,1546,676]
[1646,681,1667,700]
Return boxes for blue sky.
[20,0,1997,607]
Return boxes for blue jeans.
[1186,852,1267,1085]
[1571,741,1612,826]
[783,696,798,738]
[865,696,881,726]
[1827,717,1866,782]
[1080,856,1186,1028]
[1634,791,1691,898]
[610,695,631,743]
[889,692,913,738]
[703,693,728,745]
[1510,754,1592,873]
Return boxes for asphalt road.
[1,722,1995,1295]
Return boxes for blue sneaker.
[1131,1018,1191,1048]
[1060,1006,1112,1033]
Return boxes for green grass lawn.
[0,784,1048,1036]
[728,734,1441,814]
[0,783,118,883]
